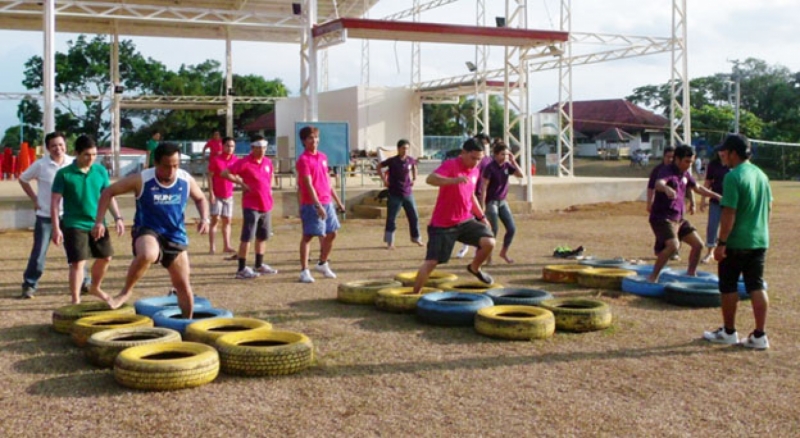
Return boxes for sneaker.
[235,267,261,280]
[299,269,315,283]
[702,327,739,345]
[740,332,770,350]
[255,264,279,275]
[315,261,337,279]
[456,246,470,258]
[80,282,90,295]
[20,286,35,299]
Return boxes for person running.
[207,136,238,256]
[412,138,495,294]
[221,136,279,279]
[18,132,74,299]
[51,135,124,304]
[646,144,675,213]
[647,144,721,282]
[456,133,492,259]
[95,142,209,317]
[703,134,773,349]
[376,139,423,250]
[144,130,161,169]
[296,126,346,283]
[480,140,523,264]
[699,145,730,264]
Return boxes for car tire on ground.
[52,302,136,334]
[664,282,721,308]
[542,264,595,283]
[374,287,442,313]
[576,268,636,290]
[185,317,272,346]
[579,259,628,268]
[538,298,613,332]
[394,271,458,288]
[151,308,234,334]
[134,295,213,318]
[484,288,554,306]
[416,292,494,327]
[85,327,182,368]
[474,305,555,340]
[337,280,403,305]
[71,314,154,347]
[621,275,667,298]
[437,280,503,294]
[113,341,219,391]
[215,330,314,376]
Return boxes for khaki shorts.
[210,197,234,218]
[650,219,696,254]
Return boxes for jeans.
[705,202,722,247]
[22,216,53,290]
[485,199,516,249]
[384,194,420,245]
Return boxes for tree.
[423,95,514,138]
[0,98,43,148]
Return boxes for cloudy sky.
[1,0,798,137]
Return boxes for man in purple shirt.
[646,144,675,213]
[377,139,423,249]
[648,144,721,282]
[481,140,523,264]
[699,145,730,263]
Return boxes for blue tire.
[621,275,667,298]
[484,288,554,306]
[658,269,718,284]
[416,292,493,327]
[664,282,720,308]
[618,264,675,277]
[134,295,212,318]
[579,259,627,268]
[152,307,233,334]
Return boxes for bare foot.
[412,239,424,247]
[108,292,131,310]
[223,248,236,253]
[701,254,713,264]
[500,254,515,264]
[209,248,216,255]
[387,245,395,250]
[90,287,111,303]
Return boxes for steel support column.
[670,0,690,147]
[42,0,55,133]
[300,0,318,121]
[556,0,574,177]
[111,26,121,177]
[409,0,423,157]
[503,0,531,202]
[225,28,234,137]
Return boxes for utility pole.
[729,59,741,134]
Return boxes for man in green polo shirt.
[51,135,125,305]
[145,130,161,169]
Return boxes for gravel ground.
[1,182,798,437]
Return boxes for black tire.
[658,269,718,284]
[85,327,182,368]
[134,295,213,318]
[579,259,627,268]
[416,292,494,327]
[664,282,721,308]
[152,308,234,334]
[484,288,554,306]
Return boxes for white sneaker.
[315,261,337,279]
[299,269,315,283]
[702,327,739,345]
[255,264,279,275]
[740,332,770,350]
[235,267,260,280]
[456,245,469,258]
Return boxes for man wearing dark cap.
[411,138,495,294]
[703,134,772,349]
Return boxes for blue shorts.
[301,203,341,236]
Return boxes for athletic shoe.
[20,286,35,299]
[740,332,770,350]
[315,262,337,279]
[255,264,279,275]
[702,327,739,345]
[80,282,90,295]
[299,269,315,283]
[467,264,494,285]
[456,245,469,258]
[235,267,260,280]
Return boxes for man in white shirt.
[18,132,75,299]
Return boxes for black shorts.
[240,208,271,242]
[425,219,494,264]
[719,248,767,294]
[650,219,696,254]
[132,227,187,269]
[63,227,114,264]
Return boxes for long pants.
[485,199,516,250]
[22,215,89,291]
[384,194,421,246]
[705,202,722,247]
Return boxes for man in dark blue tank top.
[94,143,210,318]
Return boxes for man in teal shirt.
[703,134,772,349]
[51,135,124,304]
[145,130,161,168]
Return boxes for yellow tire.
[337,280,403,305]
[52,302,135,334]
[393,271,459,288]
[185,317,273,346]
[374,287,442,313]
[71,314,154,347]
[85,327,182,368]
[113,342,219,391]
[215,330,314,377]
[542,264,595,283]
[576,268,636,290]
[474,305,556,340]
[438,280,503,294]
[538,298,612,332]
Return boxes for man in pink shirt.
[296,126,346,283]
[207,137,239,255]
[412,138,496,294]
[221,136,278,279]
